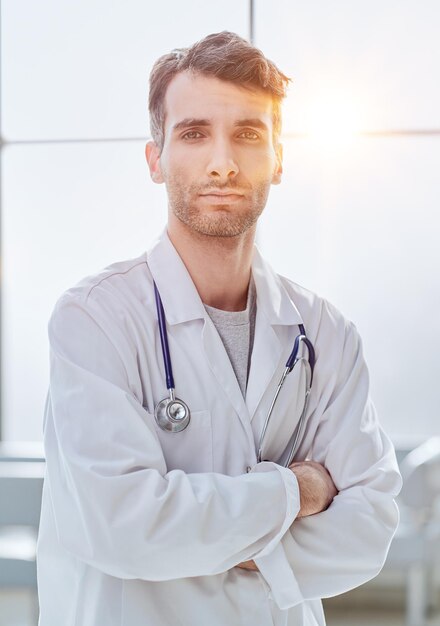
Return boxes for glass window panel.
[2,0,248,141]
[4,140,439,441]
[255,0,440,134]
[258,135,440,441]
[2,141,167,440]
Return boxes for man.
[37,32,401,626]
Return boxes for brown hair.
[148,31,291,151]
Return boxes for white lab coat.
[37,229,401,626]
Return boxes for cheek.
[240,148,277,178]
[163,163,196,199]
[161,161,182,186]
[163,153,194,180]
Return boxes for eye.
[182,130,204,140]
[238,130,260,141]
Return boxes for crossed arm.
[237,460,338,571]
[47,295,400,601]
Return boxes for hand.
[236,560,259,571]
[289,460,338,518]
[236,461,337,571]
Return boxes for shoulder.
[49,252,155,342]
[275,273,368,410]
[277,273,362,370]
[281,274,354,335]
[56,253,150,306]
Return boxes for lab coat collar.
[251,245,303,328]
[147,229,304,427]
[147,230,206,325]
[246,246,303,420]
[146,229,303,328]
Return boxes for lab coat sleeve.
[254,319,402,608]
[44,294,300,581]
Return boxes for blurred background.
[0,0,439,624]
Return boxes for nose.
[206,138,239,182]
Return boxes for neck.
[167,216,256,312]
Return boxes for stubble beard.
[167,180,271,238]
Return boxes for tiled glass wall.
[1,0,439,440]
[1,0,249,439]
[256,0,440,441]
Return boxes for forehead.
[163,71,274,131]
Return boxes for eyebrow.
[234,118,269,132]
[171,117,269,133]
[172,118,211,132]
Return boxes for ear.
[271,142,283,185]
[145,141,165,184]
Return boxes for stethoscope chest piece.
[155,396,191,432]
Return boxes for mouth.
[199,192,244,201]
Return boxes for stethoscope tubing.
[257,365,290,462]
[154,282,175,391]
[257,332,314,464]
[294,325,316,384]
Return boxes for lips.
[199,191,244,198]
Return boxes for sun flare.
[304,91,364,150]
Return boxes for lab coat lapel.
[147,232,305,439]
[246,248,303,422]
[245,308,282,421]
[147,230,206,326]
[201,318,250,424]
[147,230,250,427]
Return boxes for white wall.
[1,0,248,440]
[255,0,440,441]
[2,0,439,441]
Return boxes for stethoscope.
[153,281,316,467]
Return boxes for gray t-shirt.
[203,277,257,397]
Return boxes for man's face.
[146,71,283,238]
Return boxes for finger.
[236,560,259,571]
